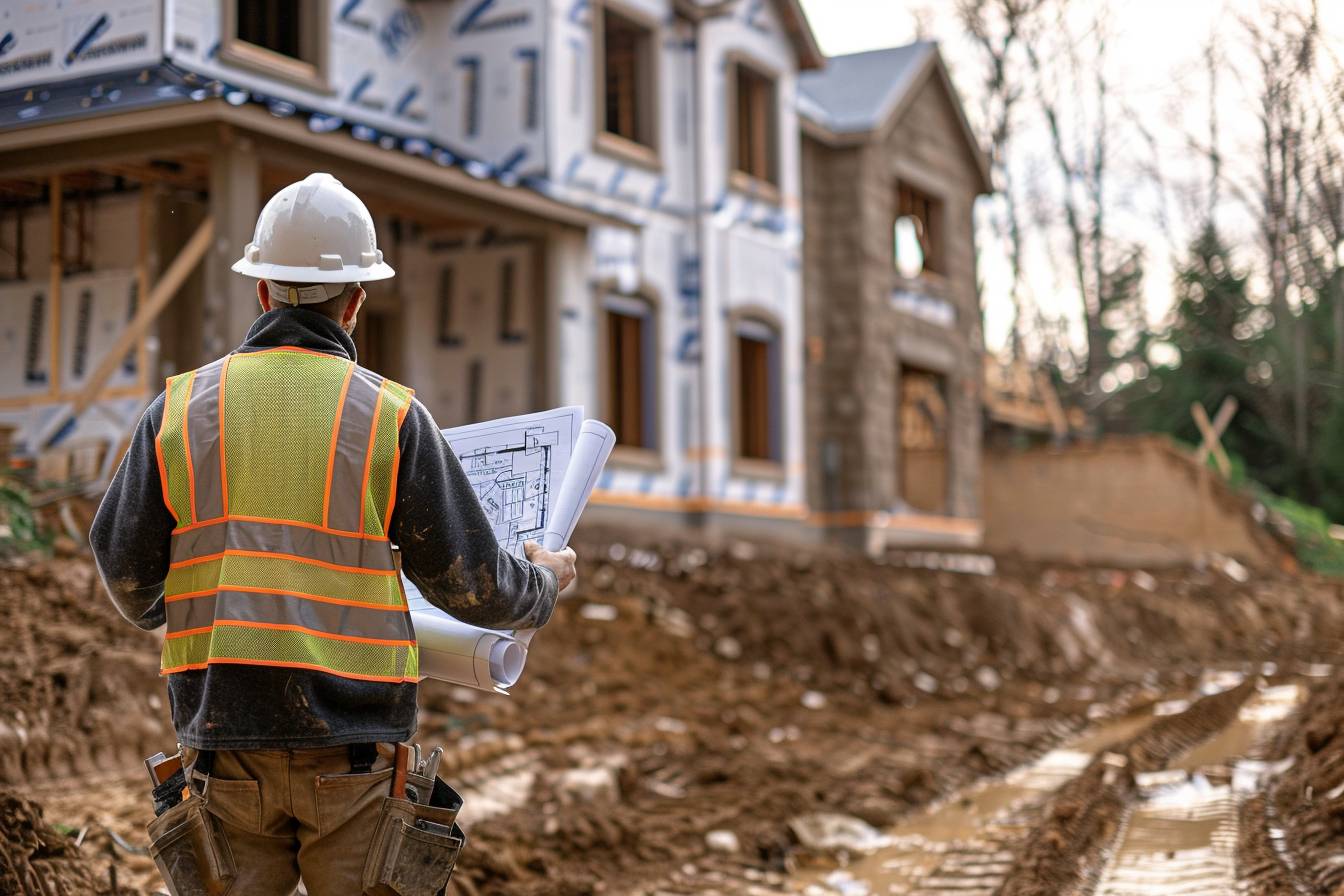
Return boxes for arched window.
[604,293,657,450]
[733,315,782,463]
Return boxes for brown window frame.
[730,313,784,472]
[220,0,331,93]
[727,57,780,199]
[601,291,661,464]
[592,1,661,170]
[894,181,944,277]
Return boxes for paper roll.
[404,578,528,693]
[542,419,617,551]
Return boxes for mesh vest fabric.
[156,348,418,683]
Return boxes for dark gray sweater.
[90,308,558,749]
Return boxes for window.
[436,266,461,347]
[498,259,525,343]
[732,62,778,187]
[604,294,656,450]
[223,0,327,88]
[596,5,657,157]
[460,57,481,138]
[518,48,540,131]
[735,318,781,463]
[895,182,943,277]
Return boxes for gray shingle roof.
[797,42,936,134]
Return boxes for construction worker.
[89,172,576,895]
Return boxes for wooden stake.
[48,174,62,397]
[1192,397,1238,478]
[71,216,215,417]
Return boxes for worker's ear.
[257,280,273,313]
[341,286,366,333]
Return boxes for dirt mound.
[0,558,173,784]
[4,530,1344,896]
[0,787,116,896]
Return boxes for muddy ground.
[3,530,1343,895]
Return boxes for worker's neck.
[243,306,358,364]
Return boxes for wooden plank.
[48,173,61,397]
[1191,401,1233,478]
[71,215,214,417]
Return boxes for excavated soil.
[5,529,1344,895]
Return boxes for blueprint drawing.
[443,407,581,559]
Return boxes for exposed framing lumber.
[48,174,62,397]
[71,215,215,417]
[1192,398,1238,478]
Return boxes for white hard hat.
[232,172,395,286]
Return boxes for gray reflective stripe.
[185,357,228,522]
[327,367,383,533]
[169,519,396,570]
[166,591,413,642]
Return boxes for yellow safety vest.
[155,347,418,683]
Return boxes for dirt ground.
[3,529,1343,895]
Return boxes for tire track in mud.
[791,673,1314,896]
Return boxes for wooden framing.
[47,174,63,398]
[71,216,215,416]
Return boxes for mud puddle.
[1092,682,1304,896]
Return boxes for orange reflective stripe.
[164,584,409,611]
[160,657,416,683]
[323,363,356,529]
[168,549,398,577]
[359,383,386,534]
[166,624,215,640]
[217,354,232,515]
[171,514,391,542]
[384,398,411,531]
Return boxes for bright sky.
[798,0,1344,357]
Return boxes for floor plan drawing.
[456,426,560,555]
[443,407,582,559]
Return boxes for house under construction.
[0,0,988,549]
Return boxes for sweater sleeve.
[390,399,559,630]
[90,392,175,631]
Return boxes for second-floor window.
[895,181,943,278]
[225,0,326,88]
[732,62,779,187]
[236,0,318,64]
[598,5,656,155]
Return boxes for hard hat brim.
[231,258,396,283]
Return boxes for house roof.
[673,0,825,70]
[799,42,993,193]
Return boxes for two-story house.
[0,0,823,535]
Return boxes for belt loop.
[349,742,378,774]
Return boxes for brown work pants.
[183,746,393,896]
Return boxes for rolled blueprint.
[404,578,527,693]
[542,419,617,551]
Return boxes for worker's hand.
[524,541,577,593]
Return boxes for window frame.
[598,284,663,469]
[220,0,332,94]
[591,0,662,171]
[893,179,946,280]
[728,308,785,477]
[726,53,782,202]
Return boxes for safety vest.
[155,347,419,683]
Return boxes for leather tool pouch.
[362,783,467,896]
[146,792,237,896]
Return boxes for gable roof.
[799,42,992,193]
[673,0,825,70]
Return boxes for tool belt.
[145,743,465,896]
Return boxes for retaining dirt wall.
[983,435,1292,568]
